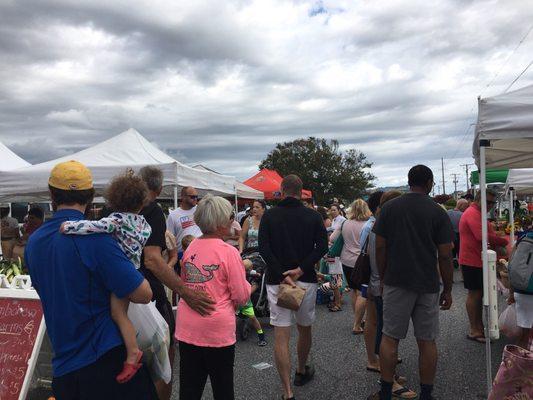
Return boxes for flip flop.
[366,366,380,373]
[392,386,417,399]
[329,306,342,312]
[352,329,364,335]
[116,351,143,384]
[467,334,486,343]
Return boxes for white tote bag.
[128,301,172,383]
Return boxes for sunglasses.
[187,195,199,200]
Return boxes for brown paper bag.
[277,284,306,311]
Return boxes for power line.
[482,24,533,96]
[446,24,533,161]
[504,59,533,93]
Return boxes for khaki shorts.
[267,282,317,327]
[382,285,440,341]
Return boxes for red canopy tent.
[243,169,312,200]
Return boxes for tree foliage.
[259,137,374,205]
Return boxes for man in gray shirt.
[447,199,469,260]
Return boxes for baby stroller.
[236,247,269,341]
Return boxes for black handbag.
[349,236,371,289]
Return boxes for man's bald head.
[180,186,198,210]
[456,198,469,212]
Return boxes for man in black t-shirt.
[367,165,454,400]
[138,166,215,400]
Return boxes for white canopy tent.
[0,140,30,171]
[504,168,533,195]
[0,129,237,205]
[193,165,264,200]
[473,84,533,396]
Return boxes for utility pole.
[441,158,446,195]
[451,173,459,199]
[460,163,474,192]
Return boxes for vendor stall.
[504,168,533,246]
[0,129,237,207]
[473,83,533,395]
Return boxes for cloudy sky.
[1,0,533,192]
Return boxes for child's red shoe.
[116,350,143,384]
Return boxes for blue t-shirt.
[25,209,144,377]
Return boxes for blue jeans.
[374,295,384,355]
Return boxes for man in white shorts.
[259,175,328,400]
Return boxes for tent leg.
[234,190,238,215]
[479,143,493,396]
[509,189,515,248]
[173,186,178,210]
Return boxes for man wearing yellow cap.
[25,161,158,399]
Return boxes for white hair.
[194,194,233,234]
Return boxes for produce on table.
[0,257,28,283]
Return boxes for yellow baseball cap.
[48,160,93,191]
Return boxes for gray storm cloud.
[1,0,533,189]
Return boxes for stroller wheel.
[237,317,251,341]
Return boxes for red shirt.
[458,203,508,268]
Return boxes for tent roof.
[0,141,31,171]
[243,169,312,199]
[474,84,533,169]
[504,168,533,195]
[470,169,509,185]
[193,165,264,200]
[0,129,236,201]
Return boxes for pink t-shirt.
[175,238,251,347]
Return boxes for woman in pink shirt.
[459,190,508,342]
[175,195,251,400]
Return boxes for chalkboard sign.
[0,289,45,400]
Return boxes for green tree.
[259,137,374,205]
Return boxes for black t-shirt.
[372,192,454,293]
[140,201,168,304]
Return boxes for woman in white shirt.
[330,199,371,334]
[328,203,346,234]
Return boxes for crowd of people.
[0,159,526,400]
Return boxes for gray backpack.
[508,236,533,294]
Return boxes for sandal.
[392,386,417,399]
[116,351,143,384]
[395,374,407,385]
[329,306,342,312]
[366,366,380,373]
[467,334,486,343]
[352,328,364,335]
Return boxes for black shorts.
[52,345,157,400]
[342,264,356,290]
[461,265,483,291]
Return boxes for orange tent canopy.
[243,169,312,200]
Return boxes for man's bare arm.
[375,234,387,280]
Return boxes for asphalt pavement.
[170,270,508,400]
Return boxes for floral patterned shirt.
[62,212,152,269]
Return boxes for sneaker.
[257,339,267,347]
[294,365,315,386]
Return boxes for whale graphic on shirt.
[184,260,219,283]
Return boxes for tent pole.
[479,141,492,396]
[234,186,238,215]
[509,188,515,248]
[173,186,178,210]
